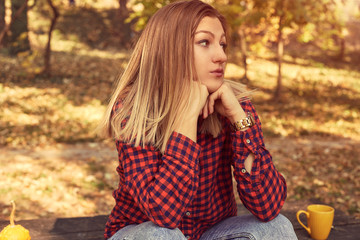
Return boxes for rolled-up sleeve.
[231,101,287,222]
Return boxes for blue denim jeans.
[108,214,298,240]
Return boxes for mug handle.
[296,210,311,234]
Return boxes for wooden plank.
[293,223,360,240]
[1,211,359,240]
[0,215,107,240]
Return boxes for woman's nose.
[213,46,227,63]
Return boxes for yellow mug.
[296,204,334,240]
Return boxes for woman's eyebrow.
[195,30,225,39]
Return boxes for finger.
[208,90,221,115]
[203,99,209,119]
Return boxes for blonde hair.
[98,0,249,152]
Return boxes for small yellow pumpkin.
[0,201,31,240]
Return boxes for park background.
[0,0,359,222]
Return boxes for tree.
[272,0,288,101]
[127,0,176,32]
[249,0,309,100]
[301,1,347,60]
[43,0,59,76]
[9,0,31,54]
[117,0,132,47]
[249,0,342,100]
[0,0,5,45]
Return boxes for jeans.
[108,214,298,240]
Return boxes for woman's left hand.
[202,82,246,123]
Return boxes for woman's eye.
[220,42,227,50]
[198,40,209,47]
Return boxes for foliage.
[126,0,177,32]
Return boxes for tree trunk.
[118,0,131,47]
[338,37,345,61]
[238,28,248,83]
[9,0,30,54]
[43,0,59,76]
[274,17,284,101]
[0,0,5,43]
[0,0,29,48]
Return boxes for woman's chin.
[207,82,223,93]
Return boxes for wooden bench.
[1,207,359,239]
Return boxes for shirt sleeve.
[230,100,287,222]
[118,131,201,229]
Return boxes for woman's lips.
[211,69,224,77]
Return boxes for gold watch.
[231,112,255,131]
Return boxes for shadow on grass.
[239,73,360,139]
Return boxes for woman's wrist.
[228,108,253,132]
[228,108,247,124]
[173,117,198,142]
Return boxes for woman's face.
[194,17,227,93]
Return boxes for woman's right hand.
[188,81,209,119]
[173,81,208,142]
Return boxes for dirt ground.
[1,135,359,222]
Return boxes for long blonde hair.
[98,0,249,152]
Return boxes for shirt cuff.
[165,132,202,168]
[231,128,263,186]
[231,128,260,156]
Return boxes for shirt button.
[246,139,251,144]
[186,211,191,216]
[241,169,246,173]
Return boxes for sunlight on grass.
[0,150,116,219]
[0,84,106,147]
[76,48,130,59]
[224,58,360,141]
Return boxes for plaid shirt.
[104,100,287,240]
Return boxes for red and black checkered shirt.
[104,100,287,240]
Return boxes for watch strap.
[230,112,254,131]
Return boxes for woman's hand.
[202,82,246,123]
[173,81,208,142]
[188,81,209,120]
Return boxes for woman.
[98,0,297,239]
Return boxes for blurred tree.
[127,0,176,32]
[300,0,346,60]
[212,0,270,83]
[248,0,343,100]
[9,0,30,54]
[117,0,132,47]
[246,0,309,101]
[0,0,5,43]
[43,0,59,76]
